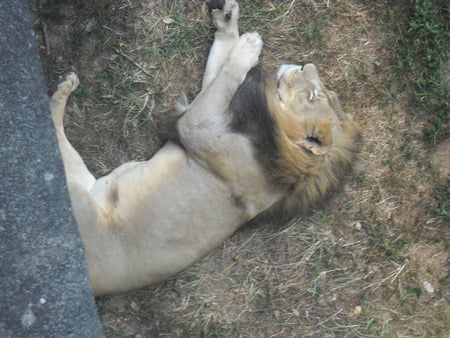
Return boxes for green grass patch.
[293,12,330,52]
[388,0,449,144]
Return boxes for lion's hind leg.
[50,73,95,192]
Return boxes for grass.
[432,176,450,219]
[387,0,449,144]
[384,0,450,222]
[32,0,450,336]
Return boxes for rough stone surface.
[0,1,104,337]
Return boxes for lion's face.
[272,63,352,156]
[259,62,361,216]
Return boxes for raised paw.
[209,0,239,32]
[57,72,80,97]
[229,32,263,72]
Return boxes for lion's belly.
[84,142,247,295]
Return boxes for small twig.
[112,47,152,77]
[235,232,257,254]
[288,0,296,12]
[41,20,50,56]
[284,0,296,16]
[102,25,123,36]
[390,263,406,284]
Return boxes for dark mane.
[229,67,282,184]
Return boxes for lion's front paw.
[57,72,80,96]
[209,0,239,32]
[229,32,263,72]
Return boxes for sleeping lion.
[50,0,360,296]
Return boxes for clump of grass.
[389,0,449,144]
[385,0,449,224]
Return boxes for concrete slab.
[0,1,104,337]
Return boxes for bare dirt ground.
[32,0,449,336]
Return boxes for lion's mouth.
[305,135,322,146]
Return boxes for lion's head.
[268,63,361,216]
[230,63,361,219]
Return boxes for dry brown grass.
[33,0,449,336]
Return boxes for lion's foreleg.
[202,0,240,89]
[178,32,262,157]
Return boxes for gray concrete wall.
[0,1,104,337]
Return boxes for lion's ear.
[296,119,332,155]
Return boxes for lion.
[50,0,360,296]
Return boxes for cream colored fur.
[51,1,272,296]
